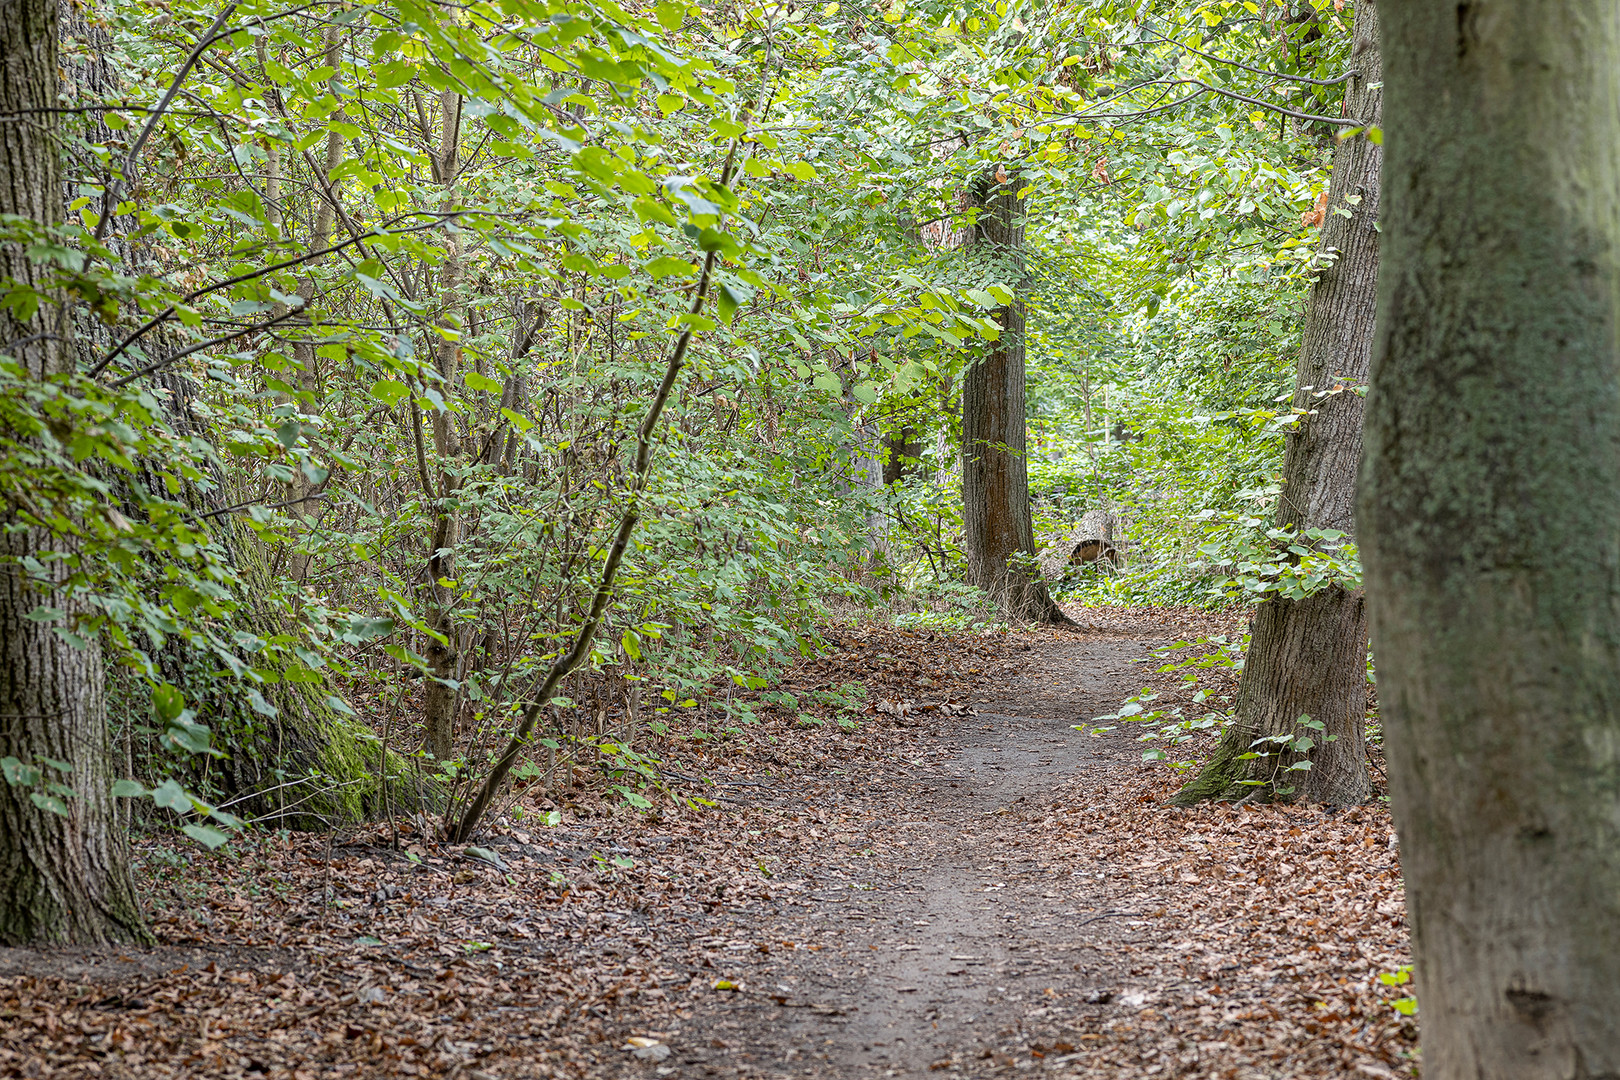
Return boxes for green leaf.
[182,823,231,849]
[165,717,215,755]
[655,1,685,29]
[464,845,508,869]
[645,256,696,279]
[152,683,185,723]
[463,370,504,394]
[633,197,679,227]
[369,379,411,405]
[2,757,41,787]
[343,615,396,642]
[615,786,653,809]
[29,792,69,817]
[148,778,193,812]
[112,779,146,798]
[716,283,742,325]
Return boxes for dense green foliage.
[2,0,1366,831]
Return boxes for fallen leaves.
[0,609,1417,1080]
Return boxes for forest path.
[651,632,1159,1079]
[0,611,1416,1080]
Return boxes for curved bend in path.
[643,633,1154,1078]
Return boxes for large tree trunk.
[1360,2,1620,1073]
[1174,1,1380,807]
[0,0,147,944]
[961,169,1069,625]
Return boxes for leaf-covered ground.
[0,608,1418,1079]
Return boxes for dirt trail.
[656,635,1157,1078]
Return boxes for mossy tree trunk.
[1361,1,1620,1073]
[0,0,147,945]
[961,168,1069,626]
[173,512,428,827]
[1174,0,1380,807]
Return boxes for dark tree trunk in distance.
[1175,0,1380,806]
[0,0,147,944]
[883,425,921,485]
[962,170,1069,625]
[1361,1,1620,1073]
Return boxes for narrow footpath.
[664,636,1154,1077]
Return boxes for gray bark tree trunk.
[0,0,147,944]
[1174,0,1380,807]
[961,169,1069,625]
[422,89,464,764]
[1361,1,1620,1073]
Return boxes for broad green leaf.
[646,256,696,279]
[463,370,504,394]
[182,823,230,849]
[152,683,185,723]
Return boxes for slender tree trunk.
[0,0,146,944]
[1361,2,1620,1073]
[961,169,1069,625]
[422,89,464,763]
[850,405,886,557]
[1174,1,1380,806]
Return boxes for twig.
[108,306,306,388]
[95,3,240,244]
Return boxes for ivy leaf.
[152,683,185,723]
[29,792,69,817]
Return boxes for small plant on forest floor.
[1233,714,1336,798]
[1076,634,1246,768]
[1379,965,1418,1016]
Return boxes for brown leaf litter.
[0,606,1417,1079]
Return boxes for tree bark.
[961,169,1069,625]
[422,89,464,763]
[0,0,147,944]
[1361,2,1620,1073]
[1174,0,1380,806]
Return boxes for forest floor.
[0,606,1419,1080]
